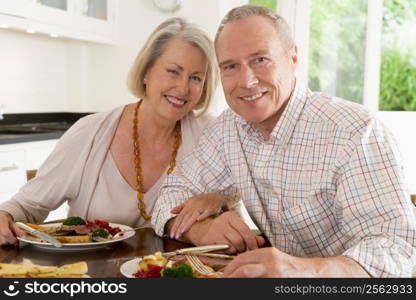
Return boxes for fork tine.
[185,255,212,275]
[185,255,205,274]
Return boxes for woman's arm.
[0,116,93,223]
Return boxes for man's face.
[216,15,297,132]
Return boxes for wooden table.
[0,228,190,277]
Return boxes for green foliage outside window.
[251,0,416,110]
[249,0,277,11]
[379,0,416,111]
[308,0,367,104]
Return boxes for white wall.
[0,29,68,112]
[0,0,249,114]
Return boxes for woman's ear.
[291,45,298,65]
[143,71,149,85]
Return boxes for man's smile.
[238,91,268,102]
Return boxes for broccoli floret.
[92,228,110,239]
[161,263,193,278]
[62,216,86,226]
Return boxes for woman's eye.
[224,64,236,71]
[190,75,202,82]
[167,69,179,75]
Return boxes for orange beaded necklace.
[132,100,182,220]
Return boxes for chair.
[26,169,38,181]
[411,195,416,206]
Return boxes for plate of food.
[120,251,224,278]
[17,217,135,253]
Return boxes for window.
[249,0,277,11]
[287,0,415,110]
[252,1,415,111]
[38,0,67,11]
[84,0,108,21]
[308,0,367,104]
[379,0,416,111]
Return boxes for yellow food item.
[55,235,92,243]
[136,251,223,278]
[138,251,167,272]
[0,262,88,278]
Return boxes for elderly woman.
[0,17,223,245]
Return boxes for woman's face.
[144,38,208,122]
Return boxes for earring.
[143,76,147,84]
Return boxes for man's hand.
[223,247,371,277]
[167,211,264,254]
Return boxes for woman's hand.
[170,193,225,239]
[0,211,25,246]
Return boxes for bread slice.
[29,262,88,277]
[0,264,57,277]
[55,235,92,243]
[0,262,88,278]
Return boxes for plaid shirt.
[153,84,416,277]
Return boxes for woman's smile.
[164,94,188,108]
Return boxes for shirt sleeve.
[338,118,416,277]
[0,116,93,223]
[152,119,236,237]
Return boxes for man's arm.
[223,247,370,277]
[152,117,235,237]
[334,118,416,277]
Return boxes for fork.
[185,255,219,276]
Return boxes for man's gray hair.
[215,4,294,49]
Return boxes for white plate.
[120,258,142,278]
[17,223,135,253]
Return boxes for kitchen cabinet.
[0,139,68,221]
[0,0,118,45]
[75,0,116,42]
[30,0,74,29]
[0,0,31,18]
[0,148,26,194]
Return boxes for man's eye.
[255,57,266,63]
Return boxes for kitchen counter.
[0,112,92,145]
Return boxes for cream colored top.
[87,151,170,227]
[0,105,215,227]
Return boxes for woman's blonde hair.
[127,18,218,116]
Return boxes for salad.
[133,251,221,278]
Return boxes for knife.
[16,222,63,248]
[162,244,229,257]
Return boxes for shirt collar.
[235,80,308,146]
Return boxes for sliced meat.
[59,225,92,235]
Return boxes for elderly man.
[152,5,416,277]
